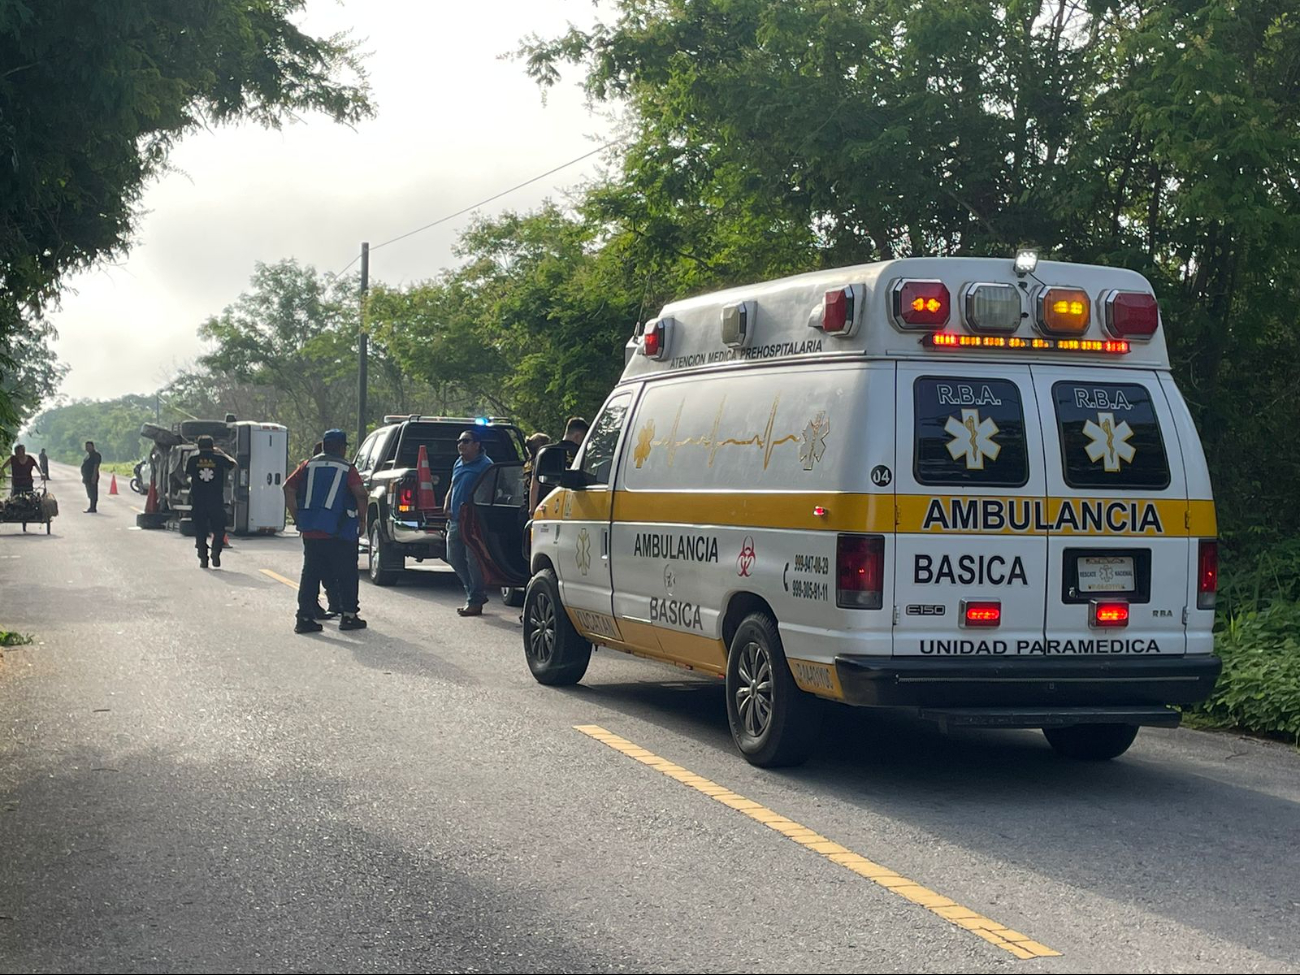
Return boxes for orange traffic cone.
[416,444,437,511]
[144,481,158,514]
[109,474,119,495]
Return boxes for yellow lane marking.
[574,724,1060,961]
[130,506,143,514]
[259,568,299,590]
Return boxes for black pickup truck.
[354,415,525,589]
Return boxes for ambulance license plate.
[1077,556,1136,593]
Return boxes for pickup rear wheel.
[1043,723,1139,760]
[522,569,590,685]
[367,521,400,586]
[726,612,822,768]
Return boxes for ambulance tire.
[179,420,230,440]
[1042,723,1139,761]
[523,568,590,686]
[178,518,196,537]
[136,513,167,530]
[726,612,822,768]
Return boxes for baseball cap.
[323,428,347,444]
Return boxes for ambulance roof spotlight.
[1014,248,1039,277]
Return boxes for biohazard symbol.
[737,536,757,578]
[945,409,1001,470]
[634,420,656,468]
[799,412,830,471]
[1084,411,1136,472]
[198,467,216,482]
[576,528,592,576]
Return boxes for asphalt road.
[1,464,1298,973]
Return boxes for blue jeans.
[445,520,486,606]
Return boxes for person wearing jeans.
[444,428,493,617]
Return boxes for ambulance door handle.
[602,529,610,560]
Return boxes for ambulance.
[459,253,1222,767]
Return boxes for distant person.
[445,427,493,617]
[37,448,49,480]
[81,440,102,512]
[283,430,367,634]
[288,440,341,619]
[185,436,238,569]
[1,444,40,496]
[528,416,588,512]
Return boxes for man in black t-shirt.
[81,441,102,512]
[185,436,238,568]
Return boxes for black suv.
[354,415,525,589]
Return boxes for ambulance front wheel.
[726,612,822,768]
[523,568,590,686]
[1043,723,1139,760]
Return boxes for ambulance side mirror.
[535,444,588,490]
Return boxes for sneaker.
[199,558,209,569]
[313,603,338,621]
[212,553,221,568]
[294,618,324,634]
[339,615,368,631]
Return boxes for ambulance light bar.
[924,333,1130,354]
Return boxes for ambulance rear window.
[1052,382,1170,490]
[914,377,1029,487]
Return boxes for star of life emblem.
[1084,411,1136,472]
[945,409,1001,470]
[199,467,216,482]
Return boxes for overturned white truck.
[136,416,289,536]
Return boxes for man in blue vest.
[445,427,493,617]
[283,429,369,634]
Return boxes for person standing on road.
[81,441,102,512]
[1,444,40,496]
[37,448,49,481]
[283,429,368,634]
[445,428,493,617]
[288,440,342,620]
[185,436,237,569]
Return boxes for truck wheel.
[726,612,822,768]
[1043,724,1139,760]
[178,518,196,537]
[522,568,590,685]
[139,423,182,447]
[368,521,400,586]
[501,586,525,607]
[136,513,167,530]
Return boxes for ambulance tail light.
[837,534,885,610]
[640,317,672,360]
[961,600,1002,627]
[1090,600,1130,628]
[1197,539,1218,610]
[1104,290,1160,339]
[892,279,950,329]
[1037,287,1091,335]
[815,285,864,337]
[963,282,1021,333]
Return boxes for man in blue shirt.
[444,428,493,617]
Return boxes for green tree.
[0,0,373,425]
[1,320,66,450]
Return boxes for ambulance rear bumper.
[833,654,1222,710]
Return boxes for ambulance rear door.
[893,363,1049,657]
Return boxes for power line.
[333,140,621,277]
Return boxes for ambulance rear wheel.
[523,568,590,686]
[1043,723,1139,760]
[726,612,821,768]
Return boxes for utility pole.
[358,241,370,448]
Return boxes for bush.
[1199,601,1300,744]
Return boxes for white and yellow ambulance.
[460,253,1222,767]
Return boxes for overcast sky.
[48,0,614,403]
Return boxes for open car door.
[458,460,529,588]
